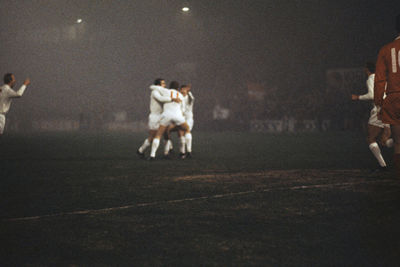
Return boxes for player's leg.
[391,124,400,176]
[138,114,160,157]
[367,124,387,169]
[163,124,176,157]
[137,130,157,157]
[178,122,192,158]
[0,115,5,136]
[186,118,194,157]
[177,129,186,158]
[0,114,5,146]
[167,125,177,152]
[149,125,168,159]
[380,126,394,148]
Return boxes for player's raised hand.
[23,78,31,86]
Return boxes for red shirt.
[374,36,400,106]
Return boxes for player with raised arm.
[136,78,180,158]
[148,81,191,160]
[374,14,400,176]
[352,62,393,171]
[0,73,31,135]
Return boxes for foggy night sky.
[0,0,399,123]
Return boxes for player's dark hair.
[154,78,164,86]
[169,81,179,89]
[4,73,13,84]
[365,61,375,73]
[396,14,400,33]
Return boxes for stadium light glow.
[182,7,190,12]
[76,19,83,24]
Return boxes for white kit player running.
[352,62,393,171]
[137,78,180,158]
[0,73,30,135]
[149,81,191,160]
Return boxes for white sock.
[138,138,150,153]
[150,138,160,158]
[185,133,192,153]
[369,142,386,167]
[386,138,394,148]
[164,139,170,155]
[168,139,173,150]
[179,136,186,154]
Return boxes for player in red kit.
[374,14,400,176]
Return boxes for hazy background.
[0,0,399,131]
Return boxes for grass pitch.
[0,131,399,266]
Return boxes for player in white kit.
[149,81,191,160]
[137,78,180,157]
[0,73,31,135]
[164,84,195,158]
[182,86,194,157]
[351,62,393,171]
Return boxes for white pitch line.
[2,179,395,222]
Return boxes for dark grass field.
[1,131,399,266]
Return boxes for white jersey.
[0,84,27,114]
[147,85,172,130]
[182,92,194,119]
[149,85,172,115]
[358,74,389,128]
[359,74,375,102]
[159,89,186,126]
[163,89,184,114]
[182,92,194,130]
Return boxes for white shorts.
[159,111,186,127]
[148,113,161,131]
[368,106,390,128]
[0,114,5,134]
[186,117,194,131]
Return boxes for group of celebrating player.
[136,78,195,160]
